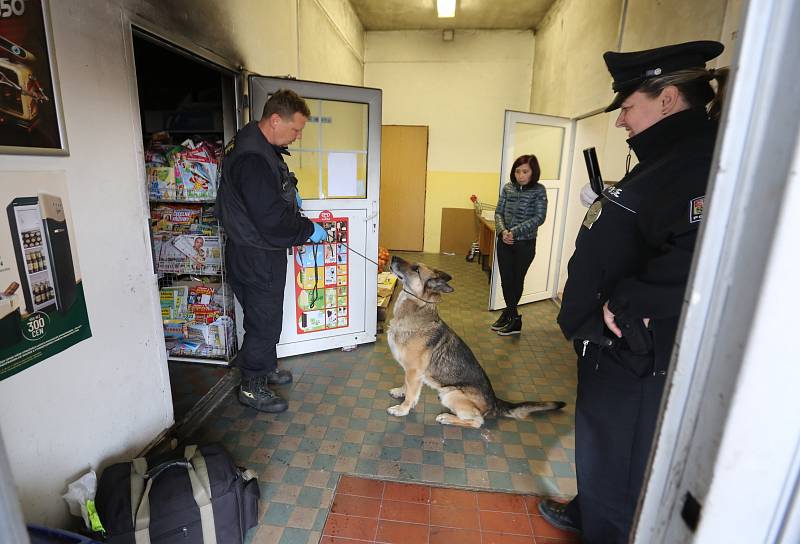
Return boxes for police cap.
[603,40,724,112]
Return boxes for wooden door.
[379,125,428,251]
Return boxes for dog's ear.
[427,277,454,293]
[435,269,452,283]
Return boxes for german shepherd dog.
[387,256,566,428]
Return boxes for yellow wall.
[364,30,535,252]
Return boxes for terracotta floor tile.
[331,494,382,518]
[375,519,430,543]
[337,475,385,499]
[480,533,535,544]
[531,514,578,539]
[535,537,581,544]
[383,481,431,504]
[523,496,543,515]
[430,505,481,531]
[380,499,430,524]
[320,537,374,544]
[429,526,482,544]
[430,487,478,509]
[479,511,533,536]
[323,513,378,541]
[477,491,527,513]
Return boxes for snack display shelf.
[149,199,216,204]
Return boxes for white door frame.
[489,110,575,311]
[634,0,800,541]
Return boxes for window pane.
[322,151,367,199]
[512,123,565,179]
[321,100,368,152]
[285,150,321,198]
[295,99,321,150]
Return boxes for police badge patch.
[689,196,704,223]
[583,200,603,229]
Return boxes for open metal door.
[489,111,574,311]
[245,77,381,358]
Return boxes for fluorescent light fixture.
[437,0,456,18]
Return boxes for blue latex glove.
[308,222,327,243]
[295,192,302,209]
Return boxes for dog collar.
[402,288,436,304]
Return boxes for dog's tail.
[495,398,566,419]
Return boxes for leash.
[401,288,435,304]
[323,232,381,267]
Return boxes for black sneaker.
[266,368,293,385]
[538,499,581,534]
[239,376,288,413]
[497,315,522,336]
[490,310,512,331]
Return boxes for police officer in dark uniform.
[538,41,728,542]
[217,89,327,413]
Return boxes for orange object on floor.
[322,475,579,543]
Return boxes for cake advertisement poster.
[293,211,349,334]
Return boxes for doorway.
[489,111,574,310]
[379,125,428,251]
[130,30,239,423]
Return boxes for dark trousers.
[572,343,666,543]
[496,237,536,314]
[225,243,287,380]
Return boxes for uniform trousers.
[225,242,287,380]
[495,238,536,313]
[572,342,666,543]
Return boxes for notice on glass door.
[0,172,92,382]
[293,211,349,334]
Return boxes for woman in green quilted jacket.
[491,154,548,335]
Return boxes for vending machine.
[6,193,76,314]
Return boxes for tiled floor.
[188,252,579,544]
[168,360,229,421]
[321,475,579,543]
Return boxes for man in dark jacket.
[538,41,726,542]
[216,89,327,412]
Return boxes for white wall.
[364,30,535,252]
[0,0,362,527]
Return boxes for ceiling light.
[437,0,456,18]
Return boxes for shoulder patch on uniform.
[224,139,236,155]
[689,196,704,223]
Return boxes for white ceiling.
[348,0,557,31]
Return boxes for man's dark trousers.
[226,242,287,379]
[573,343,666,543]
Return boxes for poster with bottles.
[0,171,92,382]
[293,211,349,334]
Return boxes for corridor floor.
[189,252,579,543]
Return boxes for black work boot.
[239,376,288,413]
[490,310,512,331]
[538,499,581,534]
[266,368,293,385]
[497,315,522,336]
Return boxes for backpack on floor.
[95,443,259,544]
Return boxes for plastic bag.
[62,470,98,531]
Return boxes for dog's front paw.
[387,404,410,417]
[389,387,406,400]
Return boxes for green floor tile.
[444,468,468,486]
[279,527,309,544]
[263,503,293,526]
[296,486,323,508]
